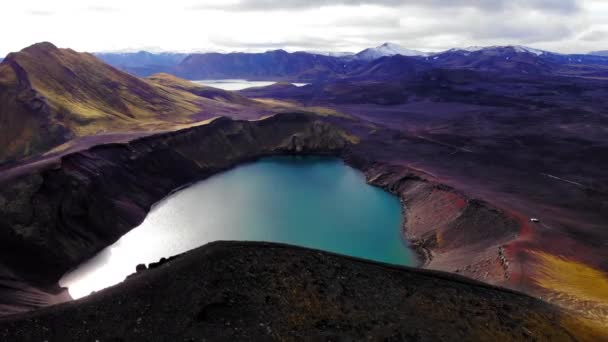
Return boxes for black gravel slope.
[0,241,589,341]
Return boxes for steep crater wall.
[0,113,521,315]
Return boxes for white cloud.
[0,0,605,56]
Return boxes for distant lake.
[192,79,308,91]
[60,157,415,299]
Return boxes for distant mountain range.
[425,46,608,77]
[94,43,430,77]
[589,50,608,56]
[3,41,608,162]
[94,51,187,76]
[171,49,361,81]
[94,43,608,80]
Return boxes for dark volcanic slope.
[0,241,599,341]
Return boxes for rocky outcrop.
[340,158,520,288]
[0,241,599,341]
[0,114,351,314]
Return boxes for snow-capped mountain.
[356,43,428,60]
[301,50,355,58]
[89,43,608,79]
[441,45,547,56]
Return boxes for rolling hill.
[0,43,268,164]
[147,73,257,106]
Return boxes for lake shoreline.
[192,79,308,91]
[60,156,414,298]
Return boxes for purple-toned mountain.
[95,44,608,81]
[426,46,556,74]
[95,51,187,76]
[172,49,362,81]
[426,46,608,77]
[347,55,431,80]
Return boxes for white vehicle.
[530,218,540,223]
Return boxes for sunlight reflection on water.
[59,157,414,299]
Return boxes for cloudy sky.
[2,0,607,56]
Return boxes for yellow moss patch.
[341,132,361,144]
[0,63,17,86]
[529,250,608,322]
[253,98,351,119]
[171,116,221,129]
[302,106,351,118]
[148,73,202,90]
[253,98,300,107]
[43,140,76,155]
[560,315,608,341]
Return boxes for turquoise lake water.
[60,157,415,298]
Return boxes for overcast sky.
[2,0,607,56]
